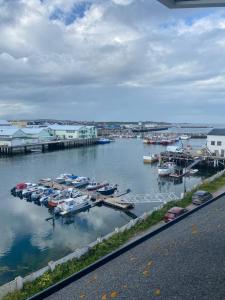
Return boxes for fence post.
[15,276,23,291]
[48,261,56,272]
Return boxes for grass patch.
[3,173,225,300]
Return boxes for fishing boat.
[143,154,159,164]
[86,182,109,191]
[72,177,90,188]
[97,185,118,196]
[54,196,90,215]
[158,162,176,176]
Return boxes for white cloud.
[0,0,225,121]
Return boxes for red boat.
[48,199,65,208]
[16,183,27,190]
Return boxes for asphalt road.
[46,196,225,300]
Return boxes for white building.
[22,128,53,142]
[207,129,225,157]
[48,125,97,140]
[0,128,27,146]
[0,120,11,126]
[158,0,225,8]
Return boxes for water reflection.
[0,138,209,284]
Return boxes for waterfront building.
[0,120,11,126]
[0,127,27,146]
[9,120,28,128]
[21,128,54,142]
[207,129,225,157]
[158,0,225,8]
[48,125,97,140]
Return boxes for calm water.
[0,136,211,284]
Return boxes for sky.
[1,0,225,122]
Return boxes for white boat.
[55,177,65,184]
[189,169,199,175]
[180,135,190,140]
[143,154,159,163]
[72,177,90,188]
[158,162,176,176]
[54,196,90,215]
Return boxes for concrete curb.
[27,191,225,300]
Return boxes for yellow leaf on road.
[155,288,161,296]
[111,291,119,298]
[101,293,107,300]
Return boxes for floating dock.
[38,179,133,211]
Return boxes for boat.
[97,185,118,196]
[158,162,176,176]
[55,176,65,184]
[143,154,159,163]
[72,177,90,188]
[86,182,109,191]
[97,138,111,144]
[180,135,190,140]
[48,197,66,208]
[54,196,90,215]
[189,169,199,175]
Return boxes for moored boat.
[97,138,111,144]
[143,154,159,164]
[180,135,190,140]
[86,182,109,191]
[72,177,90,188]
[54,196,90,215]
[97,185,118,196]
[158,162,176,176]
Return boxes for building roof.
[0,120,10,126]
[158,0,225,8]
[207,128,225,136]
[0,128,22,136]
[48,124,84,131]
[22,128,49,134]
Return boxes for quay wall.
[1,170,225,299]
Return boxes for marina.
[0,136,216,285]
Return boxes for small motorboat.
[97,138,111,144]
[54,196,90,215]
[72,177,90,188]
[86,182,109,191]
[158,162,176,176]
[189,169,199,175]
[97,185,118,196]
[180,135,190,140]
[143,154,159,164]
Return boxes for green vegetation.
[3,173,225,300]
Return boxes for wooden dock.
[101,197,134,210]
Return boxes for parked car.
[164,207,188,223]
[192,190,213,205]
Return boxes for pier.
[160,150,225,169]
[39,179,133,211]
[0,138,98,156]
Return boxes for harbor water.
[0,136,212,285]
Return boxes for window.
[217,141,222,146]
[211,141,215,145]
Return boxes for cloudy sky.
[0,0,225,122]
